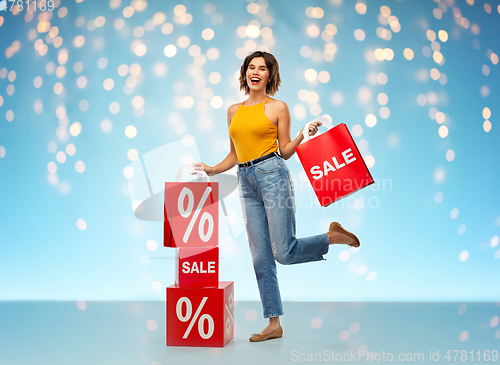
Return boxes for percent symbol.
[225,293,234,334]
[178,186,214,243]
[176,297,214,339]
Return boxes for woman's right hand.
[301,121,323,136]
[192,162,215,176]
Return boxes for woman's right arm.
[192,104,239,176]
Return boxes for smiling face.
[246,57,269,93]
[239,51,281,96]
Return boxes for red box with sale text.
[166,281,234,347]
[164,181,219,248]
[175,246,219,288]
[295,122,374,207]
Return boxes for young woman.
[192,51,360,342]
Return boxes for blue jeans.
[237,153,330,318]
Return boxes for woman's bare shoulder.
[228,103,242,114]
[227,102,242,124]
[267,98,288,111]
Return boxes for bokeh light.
[307,25,320,38]
[125,125,137,138]
[305,69,317,82]
[354,29,365,41]
[164,44,177,57]
[101,119,112,132]
[69,122,82,137]
[202,28,214,40]
[355,3,367,15]
[75,161,86,173]
[446,149,455,162]
[403,48,414,60]
[66,144,76,156]
[459,250,469,262]
[438,125,449,138]
[482,107,491,119]
[76,219,87,230]
[365,114,377,127]
[483,120,492,133]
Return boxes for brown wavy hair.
[239,51,281,96]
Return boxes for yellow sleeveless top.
[228,97,278,163]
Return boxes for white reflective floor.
[1,301,498,364]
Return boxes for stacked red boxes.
[164,179,234,348]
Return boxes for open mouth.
[250,77,261,85]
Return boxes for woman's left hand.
[302,121,323,136]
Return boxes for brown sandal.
[329,222,360,248]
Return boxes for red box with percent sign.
[164,181,219,248]
[175,246,219,288]
[166,281,234,347]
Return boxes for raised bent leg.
[261,163,329,265]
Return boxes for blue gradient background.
[0,0,499,302]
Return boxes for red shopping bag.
[164,165,219,248]
[295,117,374,207]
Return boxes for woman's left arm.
[275,101,321,160]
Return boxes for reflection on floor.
[1,301,499,364]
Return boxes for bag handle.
[173,164,229,217]
[175,164,210,182]
[300,116,335,143]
